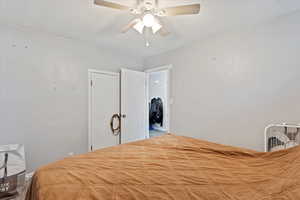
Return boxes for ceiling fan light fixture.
[143,14,155,27]
[133,19,145,34]
[94,0,201,38]
[152,22,162,34]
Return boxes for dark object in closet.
[149,98,163,127]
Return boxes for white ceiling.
[0,0,300,57]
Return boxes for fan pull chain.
[146,41,150,47]
[144,27,150,47]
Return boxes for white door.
[121,69,147,143]
[89,71,120,151]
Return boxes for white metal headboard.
[264,123,300,152]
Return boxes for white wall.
[148,71,168,131]
[0,25,143,172]
[1,9,300,172]
[144,12,300,151]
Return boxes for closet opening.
[146,66,171,138]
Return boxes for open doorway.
[146,65,172,138]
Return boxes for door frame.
[88,69,120,152]
[145,65,172,138]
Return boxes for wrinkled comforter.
[26,134,300,200]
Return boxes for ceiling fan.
[94,0,201,37]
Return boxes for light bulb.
[152,22,162,34]
[143,14,155,27]
[133,19,144,34]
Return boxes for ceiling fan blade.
[162,4,200,16]
[121,19,140,33]
[154,18,169,36]
[159,27,170,37]
[94,0,130,10]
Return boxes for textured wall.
[0,25,143,172]
[144,12,300,151]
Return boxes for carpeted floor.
[149,130,167,138]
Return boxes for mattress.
[26,134,300,200]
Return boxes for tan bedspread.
[26,134,300,200]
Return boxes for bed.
[26,134,300,200]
